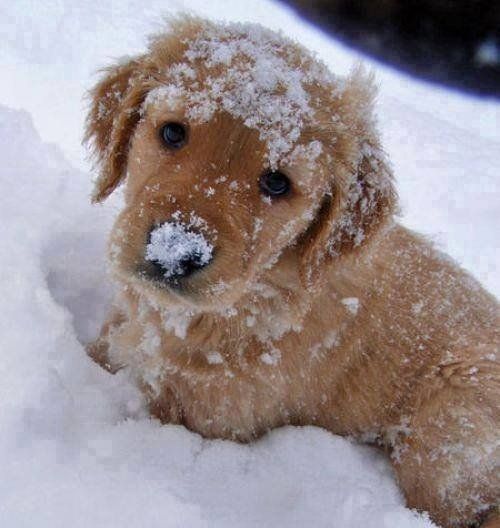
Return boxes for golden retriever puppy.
[85,17,499,528]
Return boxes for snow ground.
[0,1,498,527]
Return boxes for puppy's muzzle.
[143,221,213,283]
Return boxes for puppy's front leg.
[391,352,499,528]
[147,386,184,426]
[86,304,127,373]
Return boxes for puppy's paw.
[85,338,117,373]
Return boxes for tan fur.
[85,17,499,528]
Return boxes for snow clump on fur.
[145,221,213,278]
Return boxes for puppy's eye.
[259,171,291,197]
[160,122,187,149]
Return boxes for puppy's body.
[86,17,499,527]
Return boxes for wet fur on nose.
[145,221,213,280]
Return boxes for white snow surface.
[146,221,214,278]
[0,1,498,527]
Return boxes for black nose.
[148,251,209,282]
[143,221,214,284]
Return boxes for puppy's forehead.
[143,22,339,171]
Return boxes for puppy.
[85,17,499,528]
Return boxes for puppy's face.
[86,18,396,310]
[111,105,328,308]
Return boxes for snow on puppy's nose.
[145,221,213,280]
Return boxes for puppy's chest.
[164,361,297,441]
[111,317,319,440]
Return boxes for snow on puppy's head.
[144,22,325,170]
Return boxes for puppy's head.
[85,17,396,310]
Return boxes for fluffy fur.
[85,17,499,528]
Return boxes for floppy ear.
[300,71,397,288]
[84,56,151,203]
